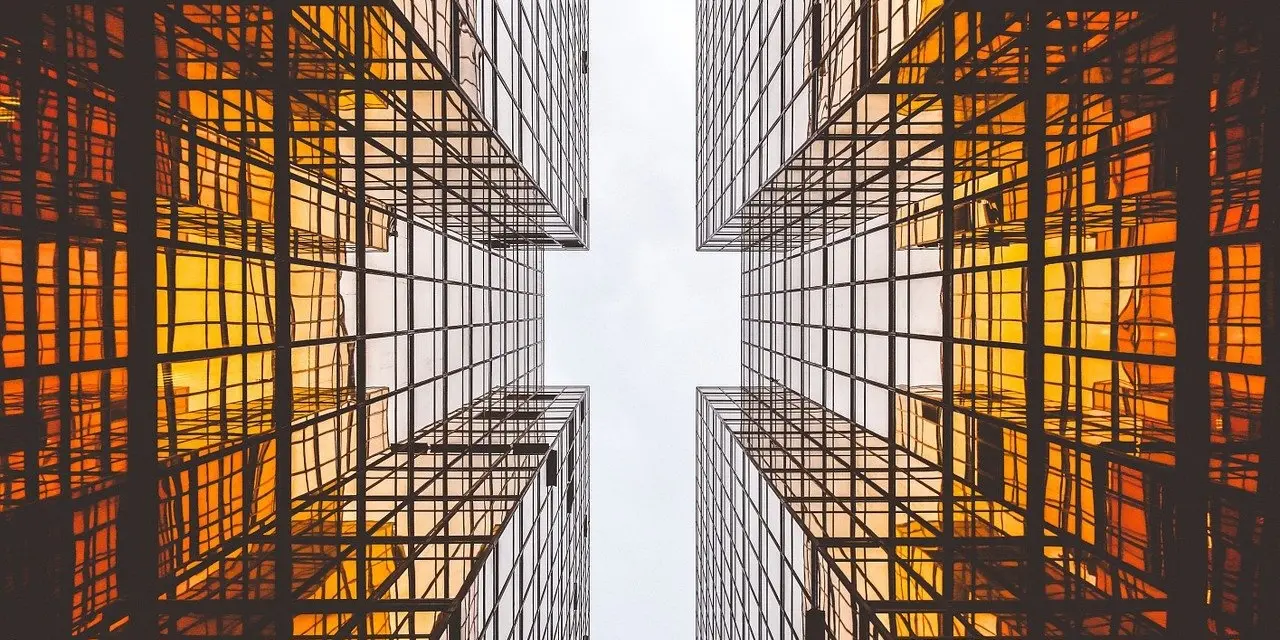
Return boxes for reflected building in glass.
[695,1,1274,638]
[0,2,589,638]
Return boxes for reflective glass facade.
[0,2,589,638]
[697,1,1275,638]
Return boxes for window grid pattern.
[0,4,589,639]
[698,3,1273,639]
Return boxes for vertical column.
[1169,5,1212,637]
[809,0,821,137]
[1023,9,1048,639]
[120,3,159,637]
[938,9,956,638]
[16,0,40,510]
[405,19,420,636]
[51,5,71,509]
[353,6,370,638]
[885,37,900,610]
[1259,0,1280,635]
[271,3,294,635]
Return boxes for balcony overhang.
[162,1,588,250]
[697,6,1161,252]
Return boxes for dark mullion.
[439,93,454,618]
[270,3,295,635]
[1024,10,1049,639]
[939,9,957,638]
[1169,5,1213,637]
[405,21,419,638]
[119,3,161,637]
[52,6,74,510]
[886,65,900,609]
[1257,0,1280,634]
[354,6,370,639]
[17,1,41,511]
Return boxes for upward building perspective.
[0,2,589,639]
[696,1,1275,639]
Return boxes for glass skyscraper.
[696,1,1273,637]
[0,2,590,638]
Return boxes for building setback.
[695,1,1274,638]
[0,2,590,638]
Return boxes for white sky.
[546,2,740,637]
